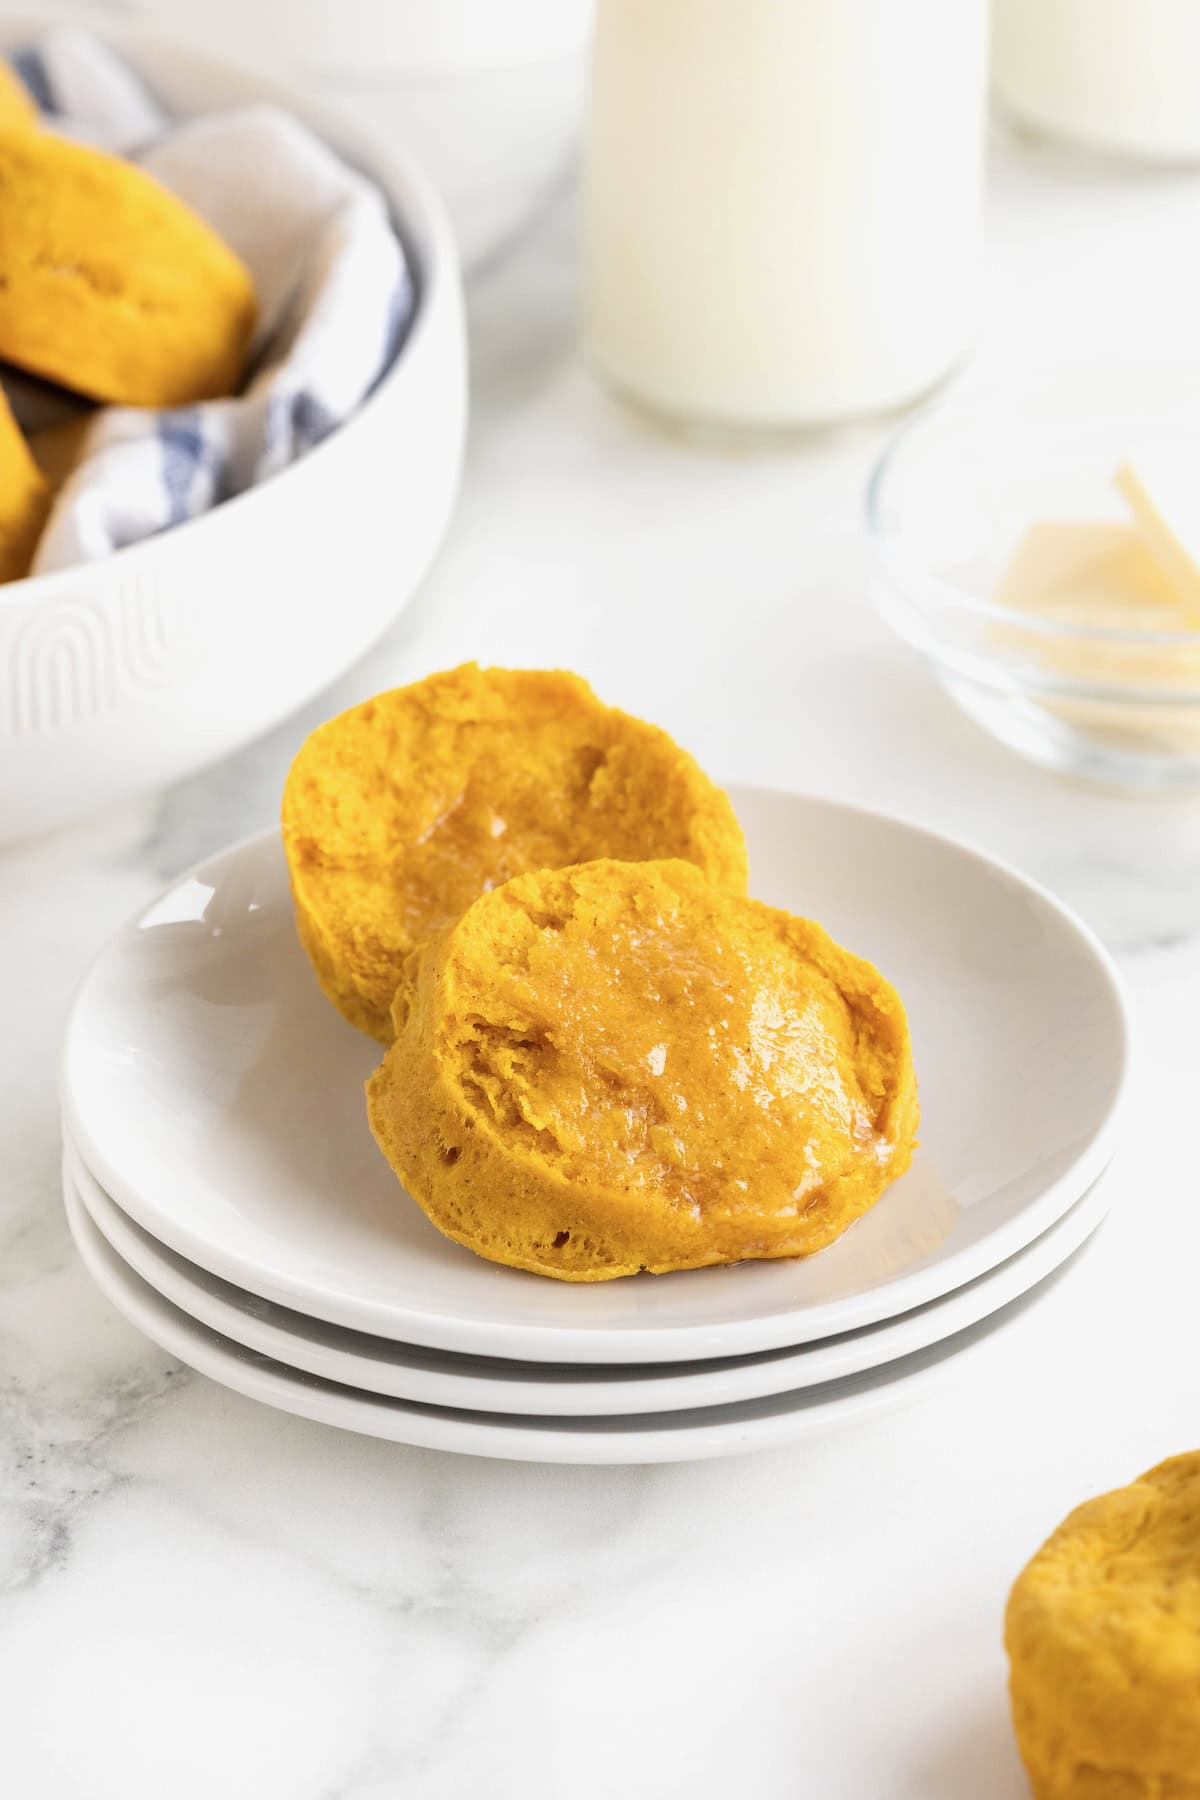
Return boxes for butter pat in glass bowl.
[868,364,1200,791]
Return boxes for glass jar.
[581,0,990,438]
[994,0,1200,164]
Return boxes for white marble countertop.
[4,123,1200,1800]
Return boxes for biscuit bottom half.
[283,665,749,1043]
[367,858,918,1282]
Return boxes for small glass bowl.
[867,363,1200,791]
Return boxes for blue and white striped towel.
[3,30,415,575]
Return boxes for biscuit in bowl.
[283,665,749,1042]
[0,128,256,405]
[367,857,918,1281]
[0,63,36,132]
[28,413,92,493]
[1006,1452,1200,1800]
[0,383,50,580]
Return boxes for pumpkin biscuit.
[283,665,750,1042]
[367,858,918,1281]
[0,384,50,581]
[1006,1453,1200,1799]
[0,63,37,132]
[0,128,255,405]
[27,413,92,492]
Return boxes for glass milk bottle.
[581,0,990,436]
[993,0,1200,163]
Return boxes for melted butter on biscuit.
[368,857,918,1280]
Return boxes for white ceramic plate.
[59,786,1129,1362]
[62,1168,1094,1465]
[67,1134,1116,1417]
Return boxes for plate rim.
[66,1131,1116,1416]
[58,787,1131,1363]
[62,1168,1090,1466]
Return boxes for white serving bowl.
[0,15,466,842]
[91,0,595,268]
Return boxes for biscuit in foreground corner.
[1006,1453,1200,1800]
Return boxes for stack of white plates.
[59,788,1129,1465]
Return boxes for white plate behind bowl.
[67,1135,1116,1416]
[59,785,1129,1362]
[0,15,466,840]
[62,1169,1095,1466]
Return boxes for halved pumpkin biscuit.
[0,127,255,405]
[1006,1453,1200,1800]
[283,665,749,1041]
[367,857,918,1281]
[0,384,50,581]
[0,63,37,132]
